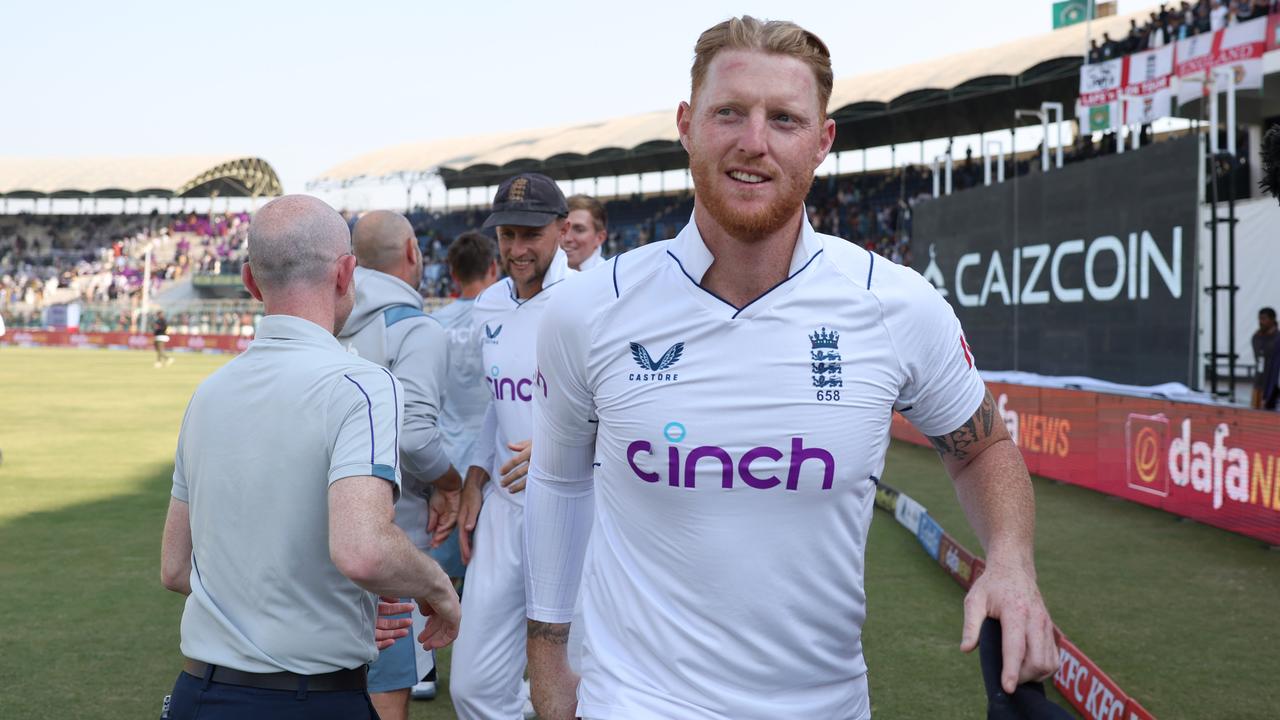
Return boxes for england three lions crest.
[810,327,843,389]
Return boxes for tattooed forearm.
[527,620,571,645]
[926,389,999,461]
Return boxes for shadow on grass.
[0,463,463,720]
[0,463,188,719]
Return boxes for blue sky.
[0,1,1150,195]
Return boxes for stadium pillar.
[1247,124,1263,197]
[1003,127,1013,176]
[141,241,154,322]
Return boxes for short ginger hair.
[690,16,834,117]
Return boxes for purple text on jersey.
[487,370,548,402]
[625,439,835,490]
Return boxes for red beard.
[689,153,813,243]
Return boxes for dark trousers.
[163,669,379,719]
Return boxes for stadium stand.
[1087,0,1276,61]
[0,212,250,312]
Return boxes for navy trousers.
[162,668,379,719]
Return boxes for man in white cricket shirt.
[449,173,577,720]
[523,17,1060,720]
[561,194,607,271]
[431,231,501,527]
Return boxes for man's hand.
[427,485,461,549]
[375,597,414,650]
[415,588,462,650]
[499,439,532,494]
[960,559,1059,693]
[458,466,488,565]
[528,620,579,720]
[928,389,1059,693]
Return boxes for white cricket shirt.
[471,248,574,506]
[528,216,985,719]
[431,296,491,472]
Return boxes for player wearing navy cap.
[450,173,577,720]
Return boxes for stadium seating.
[0,211,250,324]
[0,129,1181,333]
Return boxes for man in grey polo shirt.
[160,195,461,720]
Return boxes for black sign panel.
[912,136,1198,385]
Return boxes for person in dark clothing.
[1254,308,1280,410]
[153,309,172,367]
[1100,32,1117,59]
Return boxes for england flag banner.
[1078,56,1124,132]
[1175,15,1267,105]
[1123,44,1174,126]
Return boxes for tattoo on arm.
[527,620,571,645]
[926,390,998,461]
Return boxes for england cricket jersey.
[472,248,574,506]
[431,297,491,472]
[528,216,985,720]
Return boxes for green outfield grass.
[1,346,1276,719]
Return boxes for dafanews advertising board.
[911,134,1199,386]
[891,382,1280,547]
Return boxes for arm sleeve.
[885,273,986,437]
[172,422,189,502]
[171,395,196,502]
[328,365,405,499]
[468,400,497,475]
[390,319,453,496]
[523,291,599,624]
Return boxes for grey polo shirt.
[171,314,404,675]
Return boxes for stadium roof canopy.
[313,8,1146,190]
[0,156,284,199]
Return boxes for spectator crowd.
[1087,0,1275,62]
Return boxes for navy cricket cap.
[482,172,568,229]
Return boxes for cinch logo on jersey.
[625,421,836,491]
[486,365,546,402]
[628,341,684,382]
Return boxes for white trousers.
[451,496,528,720]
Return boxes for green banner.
[1053,0,1092,28]
[1088,104,1113,132]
